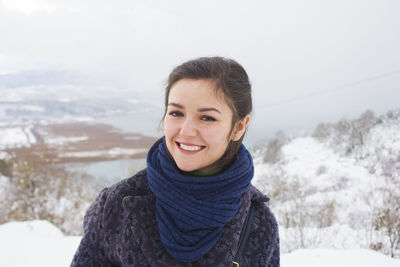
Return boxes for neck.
[187,168,221,177]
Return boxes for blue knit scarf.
[146,138,254,262]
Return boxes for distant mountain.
[0,70,85,88]
[0,84,162,126]
[0,68,163,123]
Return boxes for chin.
[176,163,198,172]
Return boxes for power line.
[260,69,400,110]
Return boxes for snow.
[281,248,400,267]
[0,151,12,160]
[276,137,380,223]
[15,105,44,112]
[69,116,94,122]
[59,148,147,158]
[46,136,89,145]
[0,220,398,267]
[0,126,36,148]
[358,121,400,166]
[252,114,400,255]
[0,221,81,267]
[278,224,387,253]
[0,175,10,200]
[108,147,147,157]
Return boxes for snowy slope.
[254,137,381,252]
[252,109,400,255]
[0,221,81,267]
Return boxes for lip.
[175,141,205,155]
[177,141,204,146]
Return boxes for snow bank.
[0,220,399,267]
[0,221,81,267]
[0,126,36,148]
[281,248,400,267]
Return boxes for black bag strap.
[232,201,256,267]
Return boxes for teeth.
[179,143,202,151]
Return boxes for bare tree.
[374,159,400,257]
[5,147,97,235]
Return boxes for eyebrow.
[198,107,221,113]
[168,102,221,113]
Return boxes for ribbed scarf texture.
[146,138,254,262]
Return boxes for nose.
[179,117,197,137]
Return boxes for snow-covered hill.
[253,109,400,257]
[0,85,161,125]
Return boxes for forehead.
[168,79,229,108]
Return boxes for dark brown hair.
[163,56,252,171]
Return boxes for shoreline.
[3,121,158,164]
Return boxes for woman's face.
[163,78,234,173]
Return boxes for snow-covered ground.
[0,221,80,267]
[0,220,398,267]
[0,126,36,148]
[59,148,147,159]
[45,136,89,145]
[281,248,400,267]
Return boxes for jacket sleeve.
[261,204,280,267]
[244,203,280,267]
[70,188,117,267]
[266,221,280,267]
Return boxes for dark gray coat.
[71,169,279,266]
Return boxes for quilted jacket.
[71,169,280,266]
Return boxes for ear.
[232,115,250,141]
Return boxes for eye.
[168,111,183,117]
[200,115,216,122]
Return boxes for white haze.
[1,0,400,140]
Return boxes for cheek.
[163,118,175,137]
[202,124,231,144]
[163,118,169,136]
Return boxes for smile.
[176,142,205,152]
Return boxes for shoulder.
[250,185,277,227]
[100,169,153,220]
[104,169,151,203]
[253,201,279,243]
[243,185,280,266]
[83,168,151,221]
[248,185,279,241]
[82,169,152,234]
[72,169,152,266]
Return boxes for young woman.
[71,57,280,266]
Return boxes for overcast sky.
[1,0,399,141]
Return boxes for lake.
[67,157,147,188]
